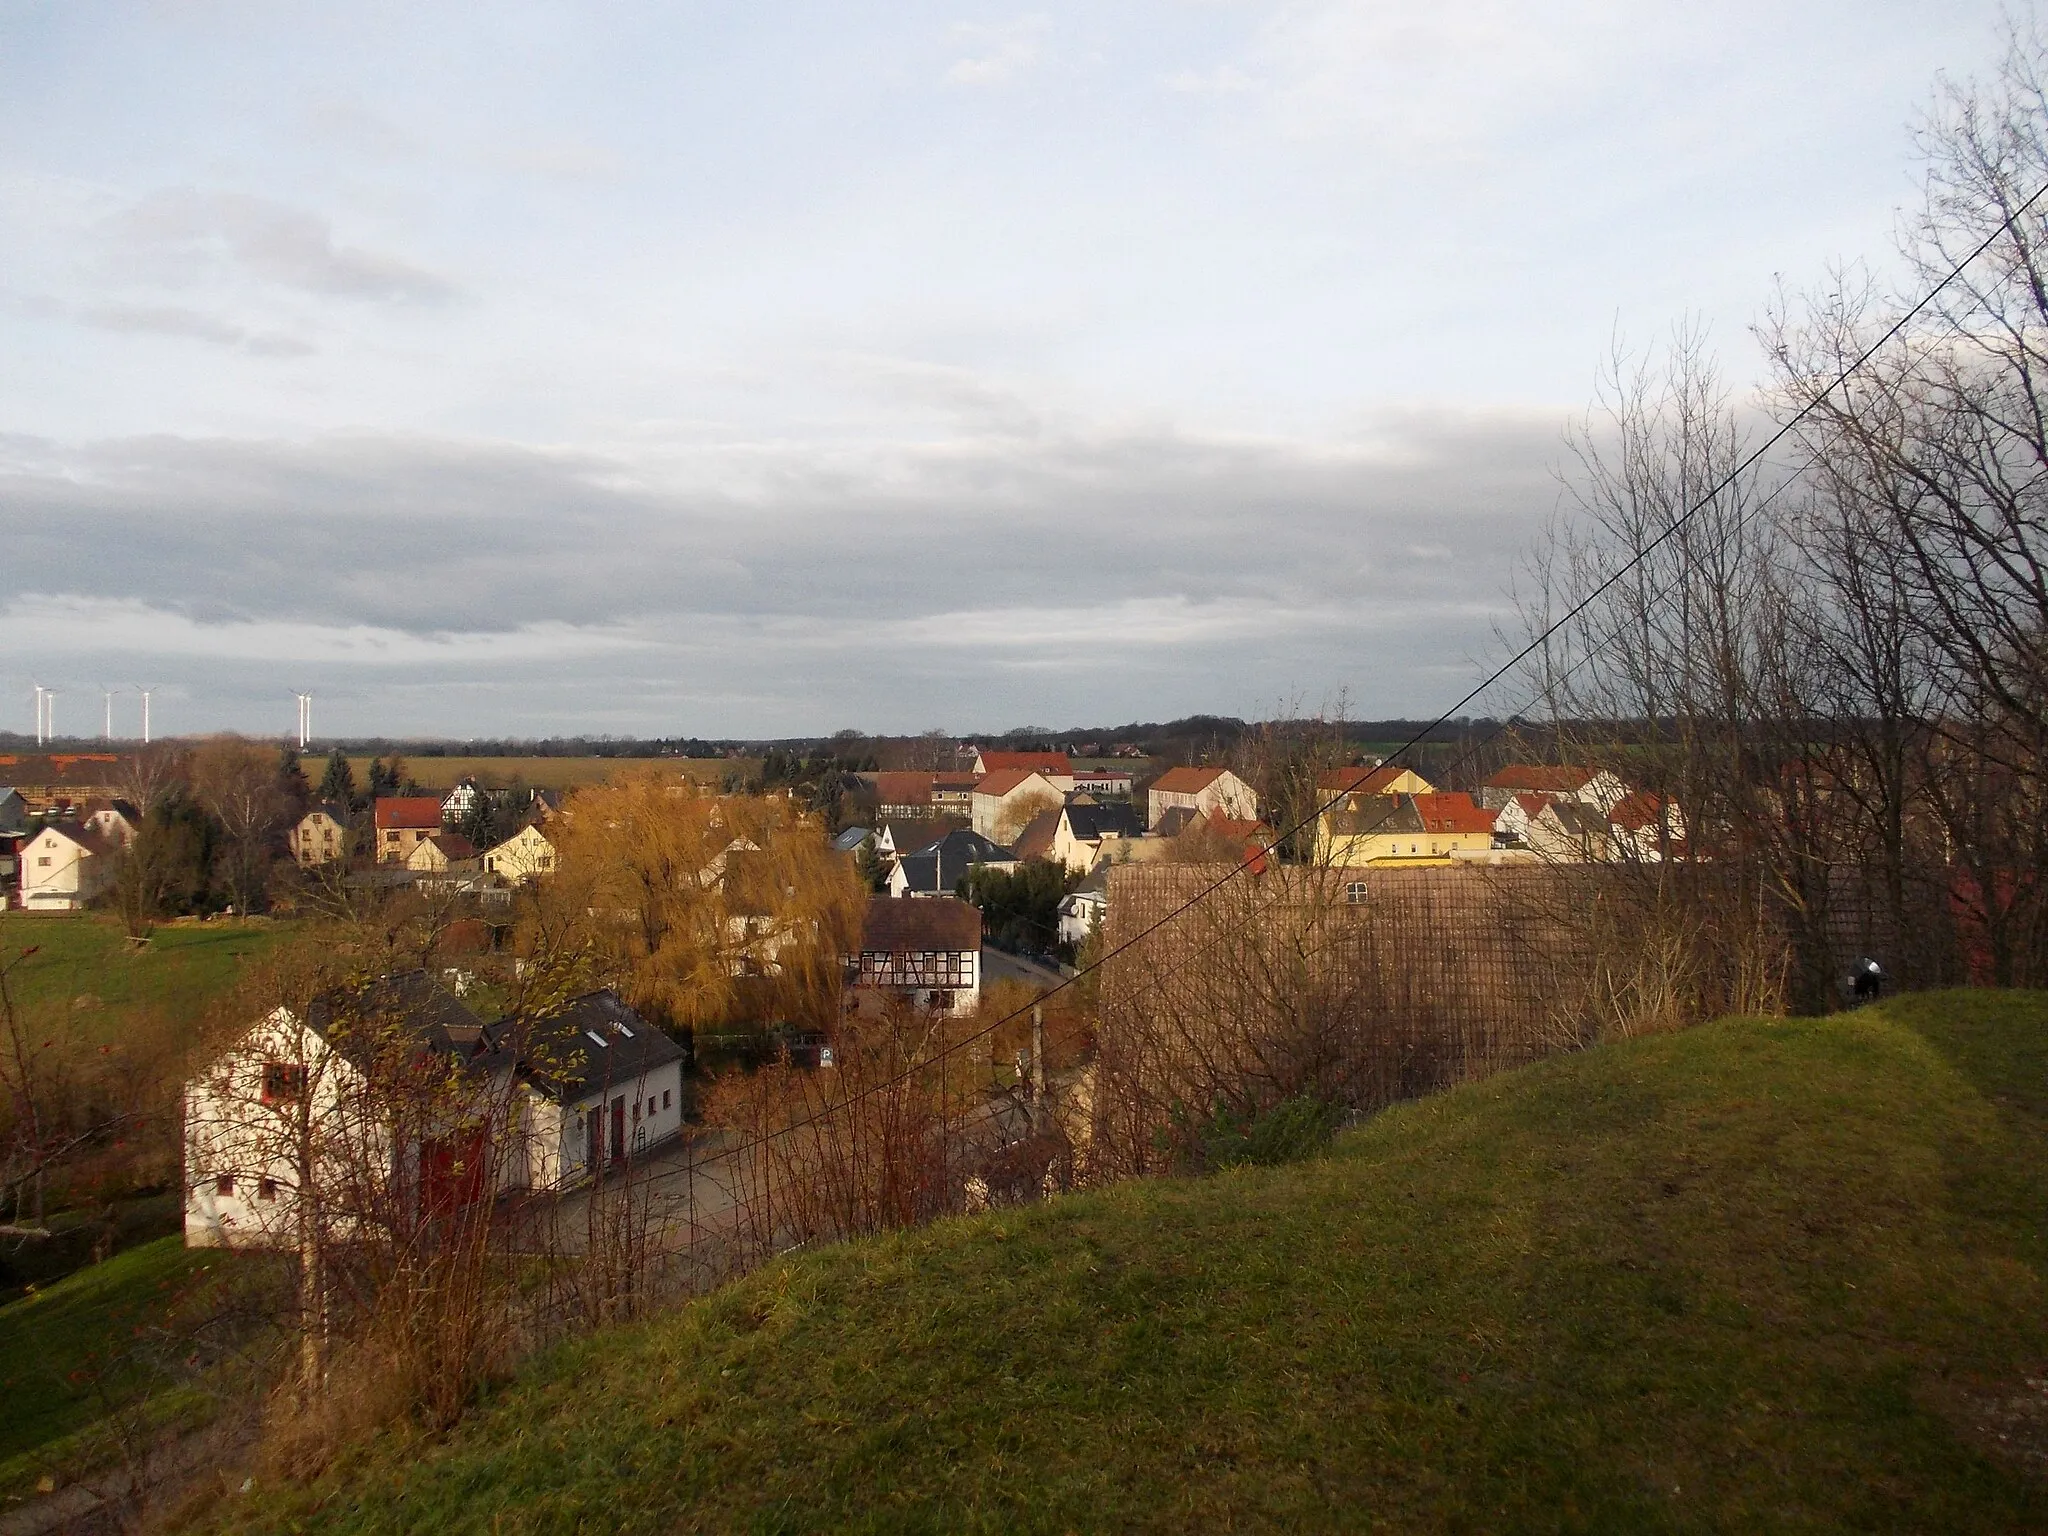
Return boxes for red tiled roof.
[1150,766,1230,795]
[1608,791,1671,832]
[977,750,1071,775]
[1484,765,1602,793]
[374,796,444,831]
[1511,793,1553,819]
[1411,792,1496,836]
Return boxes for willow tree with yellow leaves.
[531,774,866,1033]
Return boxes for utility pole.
[1030,1002,1046,1131]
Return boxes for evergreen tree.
[275,746,311,824]
[318,748,357,809]
[367,757,398,798]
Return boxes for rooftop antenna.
[292,691,312,751]
[134,685,153,745]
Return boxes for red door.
[610,1097,626,1163]
[586,1104,603,1172]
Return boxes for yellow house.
[406,834,479,874]
[1314,793,1496,866]
[483,823,557,883]
[290,803,353,866]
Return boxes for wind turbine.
[31,684,45,746]
[100,684,119,742]
[134,685,154,745]
[291,691,312,750]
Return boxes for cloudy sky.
[0,1,2014,740]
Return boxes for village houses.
[290,802,353,866]
[374,796,445,865]
[1146,766,1258,831]
[184,973,685,1248]
[483,822,557,883]
[851,896,983,1015]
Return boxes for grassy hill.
[210,992,2048,1532]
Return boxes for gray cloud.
[0,408,1561,734]
[104,189,454,304]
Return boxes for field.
[200,990,2048,1532]
[340,757,751,793]
[0,914,293,1030]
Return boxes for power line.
[602,180,2048,1208]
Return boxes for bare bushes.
[704,1000,983,1255]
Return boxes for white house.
[510,990,687,1187]
[80,799,141,850]
[1479,765,1630,815]
[483,823,557,883]
[441,778,483,822]
[184,972,515,1249]
[970,750,1075,793]
[1057,870,1109,947]
[852,896,983,1015]
[1146,766,1257,831]
[19,823,119,911]
[1049,802,1143,874]
[185,975,686,1249]
[888,828,1015,898]
[970,769,1063,844]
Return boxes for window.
[216,1174,235,1196]
[37,856,51,867]
[932,990,954,1011]
[258,1177,278,1201]
[662,1089,671,1110]
[261,1063,307,1103]
[1346,881,1369,904]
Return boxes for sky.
[0,0,2017,740]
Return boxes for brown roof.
[978,750,1071,775]
[0,753,124,785]
[1511,793,1552,819]
[1412,793,1497,836]
[375,796,444,831]
[1150,765,1231,795]
[873,771,935,806]
[426,833,477,859]
[1484,765,1602,793]
[860,896,982,954]
[1011,809,1060,862]
[974,768,1054,798]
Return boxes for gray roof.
[1540,800,1608,837]
[895,828,1015,894]
[515,990,685,1104]
[832,825,873,852]
[305,970,504,1074]
[1324,798,1426,837]
[1063,802,1141,842]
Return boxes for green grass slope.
[0,913,291,1024]
[0,1236,238,1496]
[218,993,2048,1533]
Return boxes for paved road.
[980,945,1066,991]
